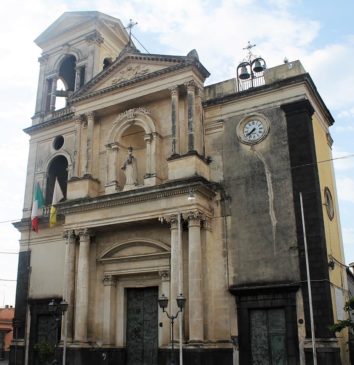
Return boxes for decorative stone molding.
[159,270,170,282]
[114,107,151,125]
[112,64,150,85]
[85,30,104,45]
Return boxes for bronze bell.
[253,59,264,73]
[239,65,250,80]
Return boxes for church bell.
[239,65,250,80]
[253,59,264,73]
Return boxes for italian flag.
[31,182,44,232]
[50,178,64,227]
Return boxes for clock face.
[237,114,270,145]
[243,120,265,142]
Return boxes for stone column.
[74,67,81,91]
[74,229,92,343]
[49,76,58,111]
[185,81,196,152]
[144,133,152,177]
[195,86,204,155]
[159,271,171,346]
[102,275,116,345]
[73,116,83,178]
[62,230,76,342]
[35,55,49,114]
[85,112,95,176]
[169,215,179,340]
[185,211,204,343]
[169,86,179,156]
[105,142,119,193]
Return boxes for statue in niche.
[121,146,138,190]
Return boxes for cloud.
[333,147,354,171]
[336,177,354,203]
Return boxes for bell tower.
[32,11,129,123]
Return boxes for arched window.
[45,156,68,205]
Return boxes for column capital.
[74,114,85,125]
[63,229,76,240]
[183,210,205,226]
[196,86,204,98]
[184,80,196,92]
[159,270,170,282]
[86,111,96,120]
[76,228,94,240]
[38,54,49,65]
[103,275,116,287]
[159,214,179,229]
[106,141,120,150]
[169,85,179,96]
[144,133,152,143]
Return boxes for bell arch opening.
[45,155,68,205]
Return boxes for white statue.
[121,146,138,190]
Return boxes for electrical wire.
[131,33,150,54]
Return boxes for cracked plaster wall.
[221,107,300,285]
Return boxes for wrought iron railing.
[237,74,265,92]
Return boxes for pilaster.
[62,230,76,342]
[184,210,205,343]
[102,275,117,345]
[169,86,180,156]
[105,142,120,193]
[74,229,93,343]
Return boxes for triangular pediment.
[35,11,127,49]
[70,50,210,102]
[93,58,178,91]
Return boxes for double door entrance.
[126,287,159,365]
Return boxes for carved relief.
[112,64,150,85]
[114,107,151,124]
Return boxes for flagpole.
[299,192,317,365]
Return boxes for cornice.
[24,111,75,135]
[202,73,334,126]
[58,177,218,215]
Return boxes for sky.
[0,0,353,306]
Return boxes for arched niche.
[105,108,160,192]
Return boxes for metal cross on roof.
[242,41,257,62]
[126,19,138,46]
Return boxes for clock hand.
[246,127,256,136]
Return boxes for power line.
[0,153,352,227]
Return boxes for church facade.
[11,11,349,365]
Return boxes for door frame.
[231,284,300,365]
